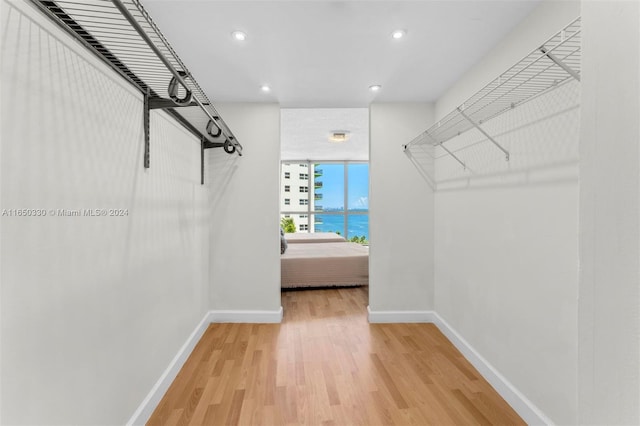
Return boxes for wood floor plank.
[370,353,409,410]
[225,389,246,425]
[188,378,219,426]
[452,388,493,425]
[148,286,525,425]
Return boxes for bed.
[285,232,346,244]
[281,241,369,288]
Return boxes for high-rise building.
[280,163,323,232]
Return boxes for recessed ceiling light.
[369,84,382,92]
[392,29,407,40]
[260,85,271,92]
[231,30,247,41]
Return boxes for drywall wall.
[432,1,581,424]
[207,104,282,315]
[435,182,579,424]
[578,1,640,423]
[1,1,209,424]
[368,103,435,314]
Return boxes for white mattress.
[281,242,369,288]
[285,232,346,244]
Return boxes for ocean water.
[314,214,369,240]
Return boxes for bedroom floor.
[148,286,524,425]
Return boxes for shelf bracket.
[203,141,225,150]
[144,94,234,171]
[438,142,467,170]
[457,107,510,161]
[143,94,200,169]
[200,138,232,184]
[143,88,150,168]
[539,47,580,81]
[424,133,466,170]
[148,97,199,109]
[201,137,205,185]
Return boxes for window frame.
[280,160,369,238]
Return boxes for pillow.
[280,227,288,254]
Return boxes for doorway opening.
[279,108,370,308]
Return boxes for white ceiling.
[281,108,369,161]
[142,0,540,108]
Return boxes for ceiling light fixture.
[392,29,407,40]
[231,30,247,41]
[369,84,382,92]
[329,131,350,143]
[260,85,271,92]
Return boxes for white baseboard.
[367,306,552,425]
[208,306,284,323]
[430,313,553,425]
[126,311,212,426]
[367,306,436,323]
[127,306,284,425]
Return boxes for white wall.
[368,103,435,313]
[1,1,209,424]
[207,104,281,314]
[578,1,640,423]
[435,183,579,424]
[432,1,581,424]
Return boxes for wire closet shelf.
[404,17,581,168]
[31,0,243,160]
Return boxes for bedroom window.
[280,161,369,243]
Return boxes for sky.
[316,163,368,210]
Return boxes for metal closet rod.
[110,0,241,155]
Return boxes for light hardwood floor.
[148,286,525,425]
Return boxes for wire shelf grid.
[406,17,581,154]
[33,0,242,155]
